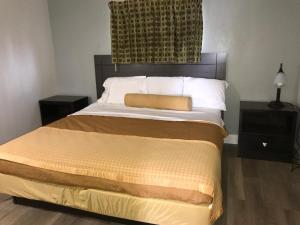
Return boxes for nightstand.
[238,101,298,162]
[39,95,89,125]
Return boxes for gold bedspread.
[0,115,226,222]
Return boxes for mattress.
[0,173,212,225]
[0,103,226,223]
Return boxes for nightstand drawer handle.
[262,142,268,148]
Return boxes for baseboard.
[224,134,238,145]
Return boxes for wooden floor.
[0,144,299,225]
[216,145,300,225]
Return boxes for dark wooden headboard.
[94,53,227,98]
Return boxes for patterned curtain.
[109,0,203,64]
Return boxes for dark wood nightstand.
[39,95,89,125]
[238,101,298,162]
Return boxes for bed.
[0,53,227,225]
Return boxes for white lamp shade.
[274,72,286,88]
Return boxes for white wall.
[48,0,300,134]
[0,0,57,144]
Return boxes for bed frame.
[12,52,227,224]
[94,53,227,98]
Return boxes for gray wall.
[48,0,300,134]
[0,0,57,144]
[48,0,111,100]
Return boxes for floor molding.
[224,134,238,145]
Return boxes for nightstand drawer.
[238,101,298,162]
[239,134,292,154]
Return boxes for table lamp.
[268,63,286,109]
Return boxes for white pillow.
[97,76,146,104]
[146,77,184,96]
[183,77,228,111]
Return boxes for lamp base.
[268,101,285,109]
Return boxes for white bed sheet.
[74,103,224,127]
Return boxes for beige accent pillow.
[124,93,192,111]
